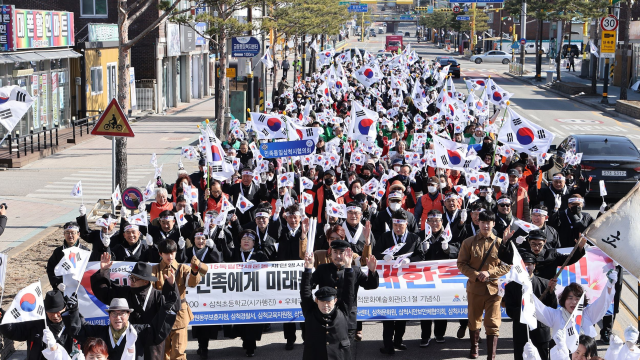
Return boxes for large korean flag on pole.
[498,107,554,155]
[0,86,34,135]
[249,112,289,140]
[349,101,378,141]
[1,281,45,325]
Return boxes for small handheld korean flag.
[492,172,509,193]
[1,281,45,325]
[442,223,452,242]
[565,292,586,353]
[325,200,347,219]
[283,191,294,208]
[111,185,122,208]
[175,210,188,227]
[514,219,539,233]
[301,177,314,190]
[599,180,607,197]
[54,247,91,282]
[278,172,294,188]
[236,194,255,214]
[498,108,555,155]
[128,211,148,226]
[301,192,314,208]
[143,180,156,201]
[70,181,83,200]
[331,181,349,198]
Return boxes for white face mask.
[267,175,274,181]
[439,182,447,189]
[388,202,401,211]
[428,186,437,194]
[394,166,401,172]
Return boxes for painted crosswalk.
[27,168,156,204]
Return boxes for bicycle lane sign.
[90,98,135,138]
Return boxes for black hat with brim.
[128,262,158,282]
[528,229,547,241]
[520,251,537,264]
[330,239,350,250]
[44,290,65,313]
[315,286,338,301]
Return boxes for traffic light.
[416,6,429,11]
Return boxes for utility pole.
[536,18,543,81]
[520,0,526,74]
[601,1,612,104]
[302,36,307,80]
[471,3,476,52]
[261,0,266,110]
[499,9,503,50]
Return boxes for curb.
[501,72,640,128]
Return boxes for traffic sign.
[338,1,350,4]
[231,36,261,57]
[427,5,434,13]
[520,38,527,45]
[348,4,368,12]
[259,140,316,158]
[511,42,520,50]
[91,98,135,137]
[122,187,143,210]
[600,15,618,31]
[453,5,460,12]
[456,15,471,20]
[601,30,616,53]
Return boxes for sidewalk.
[0,96,214,254]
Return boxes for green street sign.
[339,1,350,4]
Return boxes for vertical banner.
[51,72,58,125]
[40,73,47,126]
[129,67,137,110]
[30,74,39,129]
[0,5,14,51]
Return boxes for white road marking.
[528,114,541,121]
[549,126,566,137]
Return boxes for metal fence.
[136,88,154,111]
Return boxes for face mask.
[566,179,575,187]
[439,182,447,189]
[428,186,437,194]
[267,175,274,182]
[324,178,334,186]
[474,135,483,143]
[389,202,401,211]
[397,175,408,182]
[571,205,582,215]
[361,174,371,181]
[394,166,401,172]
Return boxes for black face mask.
[566,179,575,187]
[397,175,408,182]
[324,178,334,186]
[570,205,582,215]
[361,174,371,181]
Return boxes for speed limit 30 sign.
[601,15,619,31]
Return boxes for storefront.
[0,6,79,139]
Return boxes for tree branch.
[128,0,156,24]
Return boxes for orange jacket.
[150,202,174,221]
[419,193,444,230]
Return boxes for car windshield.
[389,41,401,46]
[440,60,458,66]
[579,139,640,157]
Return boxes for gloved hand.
[516,236,527,245]
[64,293,79,312]
[400,258,410,266]
[383,254,393,262]
[43,328,57,349]
[71,353,86,360]
[124,325,138,351]
[79,205,86,216]
[218,228,225,239]
[421,241,430,252]
[607,269,619,286]
[178,236,186,249]
[57,283,66,292]
[370,202,378,213]
[441,240,449,251]
[523,342,541,360]
[554,194,562,211]
[460,210,468,223]
[101,234,111,247]
[138,202,146,213]
[275,199,283,215]
[599,201,607,214]
[205,239,214,248]
[145,234,154,246]
[185,204,193,215]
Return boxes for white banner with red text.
[70,247,614,325]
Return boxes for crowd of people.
[0,42,632,360]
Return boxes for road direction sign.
[456,15,471,20]
[511,42,520,50]
[427,6,434,13]
[91,98,135,137]
[520,38,527,45]
[453,5,460,12]
[600,15,618,31]
[259,140,316,158]
[122,187,143,210]
[231,36,260,57]
[348,4,368,12]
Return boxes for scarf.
[343,222,364,245]
[111,325,127,344]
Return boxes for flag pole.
[0,132,10,147]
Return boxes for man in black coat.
[441,192,466,242]
[144,210,187,263]
[231,203,278,260]
[112,224,151,262]
[90,256,180,360]
[515,205,560,252]
[228,167,267,225]
[524,228,586,280]
[68,291,177,359]
[301,251,355,360]
[371,191,419,245]
[0,290,75,360]
[529,172,572,216]
[373,210,425,354]
[76,208,124,261]
[46,222,90,290]
[503,251,558,360]
[548,194,594,248]
[311,239,378,355]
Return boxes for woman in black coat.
[301,250,355,360]
[183,227,225,359]
[225,229,269,357]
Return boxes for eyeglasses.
[427,218,442,223]
[329,236,343,241]
[64,231,78,236]
[109,311,129,318]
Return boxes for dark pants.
[348,329,357,360]
[283,322,305,342]
[283,69,289,78]
[382,320,406,349]
[569,63,575,71]
[420,320,447,340]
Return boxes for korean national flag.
[54,247,91,282]
[111,185,122,208]
[236,194,255,214]
[498,107,555,155]
[1,281,46,325]
[70,181,83,198]
[278,172,294,189]
[349,101,378,141]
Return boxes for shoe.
[436,337,445,343]
[197,348,208,360]
[285,341,294,351]
[457,324,467,339]
[469,330,480,359]
[393,343,407,350]
[601,331,611,345]
[486,335,498,360]
[355,331,363,341]
[246,349,255,357]
[420,339,431,347]
[380,347,395,355]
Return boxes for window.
[487,12,494,23]
[91,66,103,94]
[81,0,107,17]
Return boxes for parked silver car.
[470,50,511,64]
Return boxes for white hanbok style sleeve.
[42,346,72,360]
[532,294,564,332]
[582,284,616,337]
